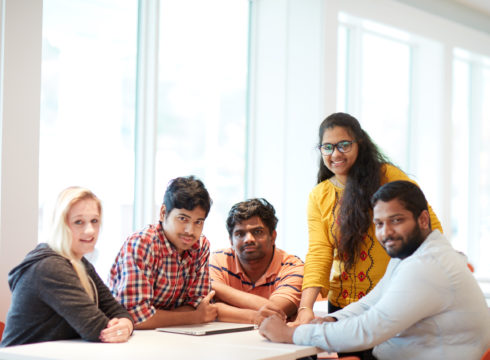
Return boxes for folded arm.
[135,291,217,329]
[213,282,292,324]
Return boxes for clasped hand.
[99,317,133,343]
[254,302,286,327]
[196,290,218,322]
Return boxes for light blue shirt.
[293,230,490,360]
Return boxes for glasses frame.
[318,140,356,156]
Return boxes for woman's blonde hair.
[46,186,102,300]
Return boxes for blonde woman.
[1,187,133,347]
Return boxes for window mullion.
[467,63,483,271]
[133,0,159,230]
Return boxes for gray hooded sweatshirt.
[1,243,133,347]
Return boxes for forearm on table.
[216,302,256,323]
[172,305,196,312]
[134,307,201,329]
[213,282,268,310]
[269,296,298,317]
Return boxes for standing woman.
[1,187,133,347]
[295,112,442,324]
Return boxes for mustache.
[180,233,195,240]
[240,243,257,251]
[383,236,400,242]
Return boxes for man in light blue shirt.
[260,181,490,360]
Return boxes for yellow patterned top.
[303,164,442,308]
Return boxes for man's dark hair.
[371,180,428,220]
[163,175,212,217]
[226,198,278,237]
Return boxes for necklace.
[330,176,345,189]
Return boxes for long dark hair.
[317,112,390,270]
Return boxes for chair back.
[0,321,4,341]
[481,348,490,360]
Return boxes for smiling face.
[373,198,429,259]
[161,206,206,254]
[321,126,359,183]
[68,199,101,260]
[231,216,276,265]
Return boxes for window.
[338,14,412,171]
[452,50,490,279]
[480,66,490,279]
[39,0,138,277]
[155,0,249,250]
[451,58,470,254]
[336,25,348,112]
[337,9,490,282]
[39,0,249,280]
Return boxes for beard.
[385,224,425,259]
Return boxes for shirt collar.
[230,246,279,285]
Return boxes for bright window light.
[477,65,490,278]
[360,32,411,169]
[39,0,138,278]
[451,59,470,254]
[155,0,249,251]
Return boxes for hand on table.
[99,317,133,343]
[289,307,314,326]
[259,315,296,344]
[196,290,218,323]
[254,303,286,327]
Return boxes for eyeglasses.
[318,140,356,156]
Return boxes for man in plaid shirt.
[108,176,217,329]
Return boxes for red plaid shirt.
[108,222,211,324]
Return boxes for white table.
[0,329,321,360]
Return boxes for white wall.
[247,0,331,260]
[0,0,42,322]
[395,0,490,34]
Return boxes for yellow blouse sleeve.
[303,182,337,296]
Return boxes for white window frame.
[0,0,43,322]
[133,0,159,230]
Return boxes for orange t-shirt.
[210,247,304,307]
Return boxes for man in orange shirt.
[209,198,304,325]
